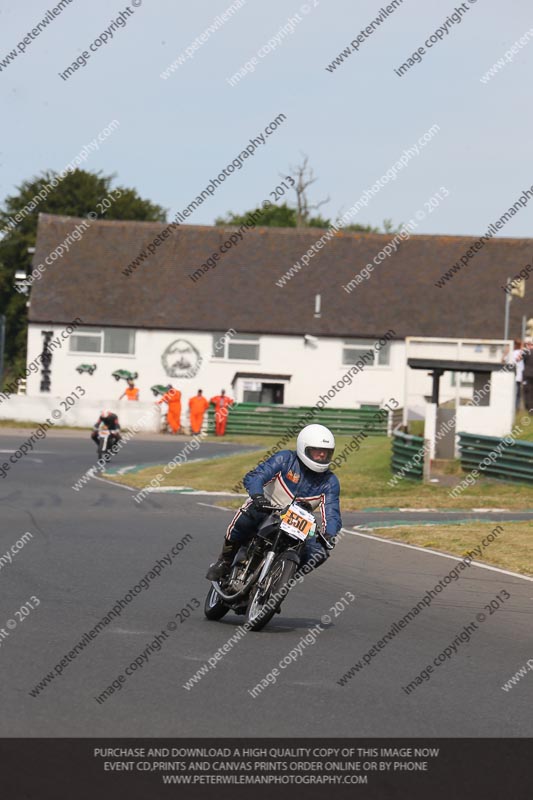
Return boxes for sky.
[0,0,532,237]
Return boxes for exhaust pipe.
[211,561,265,602]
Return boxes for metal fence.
[206,403,390,436]
[391,430,425,480]
[458,432,533,485]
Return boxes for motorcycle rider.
[91,409,121,450]
[206,424,341,580]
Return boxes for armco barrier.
[458,431,533,485]
[205,403,390,436]
[391,430,425,480]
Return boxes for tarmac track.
[0,430,532,737]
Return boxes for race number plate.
[280,504,316,541]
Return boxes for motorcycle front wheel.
[97,444,112,462]
[204,584,230,621]
[245,557,297,632]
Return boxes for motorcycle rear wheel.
[204,584,230,620]
[246,557,297,632]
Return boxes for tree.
[0,169,166,387]
[217,203,339,229]
[307,214,333,229]
[343,222,380,233]
[289,155,330,228]
[381,218,403,234]
[216,204,395,234]
[216,156,399,234]
[215,203,297,228]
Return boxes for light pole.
[505,277,526,340]
[504,276,511,340]
[0,314,5,388]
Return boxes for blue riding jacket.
[243,450,342,535]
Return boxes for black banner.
[1,738,531,799]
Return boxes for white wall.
[11,327,518,435]
[455,371,515,447]
[25,324,405,413]
[403,337,513,415]
[424,403,437,460]
[0,395,162,431]
[419,370,515,459]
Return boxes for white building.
[9,214,526,432]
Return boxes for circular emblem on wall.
[161,339,202,378]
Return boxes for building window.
[342,339,390,367]
[69,330,102,353]
[212,332,260,360]
[69,328,135,355]
[451,371,474,388]
[103,329,135,354]
[377,343,391,366]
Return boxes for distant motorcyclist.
[206,424,341,580]
[91,410,121,450]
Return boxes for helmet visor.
[305,446,334,465]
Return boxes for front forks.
[257,550,275,586]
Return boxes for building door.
[260,383,284,404]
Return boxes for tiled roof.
[28,213,531,340]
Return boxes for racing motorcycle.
[204,500,334,631]
[96,425,118,461]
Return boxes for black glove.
[251,494,270,512]
[322,533,337,550]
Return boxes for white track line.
[342,527,533,583]
[197,502,233,511]
[141,487,246,496]
[0,449,52,455]
[93,475,134,491]
[86,481,533,583]
[396,507,517,513]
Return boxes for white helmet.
[296,424,335,473]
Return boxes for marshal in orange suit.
[210,389,234,436]
[119,378,139,401]
[188,389,209,435]
[157,385,182,434]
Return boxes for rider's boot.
[205,540,239,580]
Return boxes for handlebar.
[256,498,314,515]
[255,500,336,547]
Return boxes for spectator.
[522,340,533,412]
[157,385,182,434]
[210,389,234,436]
[188,389,209,435]
[119,378,139,401]
[503,338,524,411]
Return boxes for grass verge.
[0,419,88,431]
[363,522,533,576]
[107,434,533,509]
